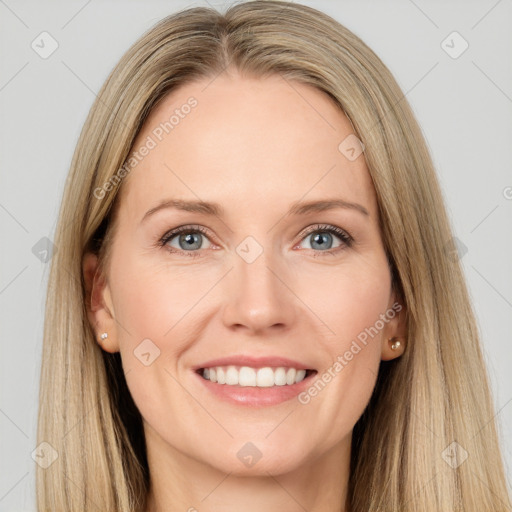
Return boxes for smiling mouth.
[196,366,317,387]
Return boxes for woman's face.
[85,71,405,476]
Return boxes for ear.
[380,292,407,361]
[82,252,120,353]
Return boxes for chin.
[203,442,309,477]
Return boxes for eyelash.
[157,223,354,259]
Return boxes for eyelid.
[297,223,352,242]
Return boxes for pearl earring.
[100,332,108,341]
[389,337,401,350]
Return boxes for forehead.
[116,73,377,223]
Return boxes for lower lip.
[195,370,317,407]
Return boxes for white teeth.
[239,366,256,387]
[225,366,238,385]
[201,366,309,387]
[256,367,274,387]
[274,367,287,386]
[295,369,306,382]
[286,368,296,385]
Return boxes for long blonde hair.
[36,1,511,510]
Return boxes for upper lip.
[193,355,315,371]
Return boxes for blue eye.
[297,224,353,255]
[160,225,213,257]
[159,223,353,258]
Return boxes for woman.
[36,1,511,510]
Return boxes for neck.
[143,423,351,512]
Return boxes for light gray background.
[1,0,511,510]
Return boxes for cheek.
[108,257,201,425]
[110,254,203,351]
[292,257,391,431]
[295,255,392,348]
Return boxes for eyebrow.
[141,197,369,224]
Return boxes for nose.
[221,247,297,336]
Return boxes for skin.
[83,70,407,512]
